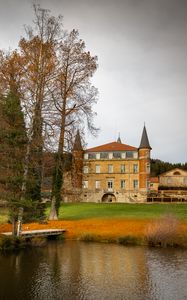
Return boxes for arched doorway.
[101,193,116,203]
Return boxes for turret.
[72,130,83,189]
[117,133,122,143]
[138,125,152,192]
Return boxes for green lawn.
[48,203,187,221]
[1,203,187,223]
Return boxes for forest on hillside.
[151,159,187,176]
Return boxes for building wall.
[83,159,139,190]
[63,142,151,203]
[159,169,187,187]
[148,169,187,202]
[81,153,149,203]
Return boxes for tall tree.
[49,30,98,219]
[18,5,63,202]
[0,91,27,235]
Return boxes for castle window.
[95,180,100,189]
[88,153,96,159]
[113,152,121,159]
[107,180,113,190]
[100,152,108,159]
[146,163,150,173]
[120,164,125,173]
[83,181,88,189]
[126,151,133,158]
[83,166,89,174]
[108,164,113,173]
[121,152,126,159]
[95,165,100,173]
[133,180,138,190]
[84,153,88,160]
[121,180,126,189]
[133,164,138,173]
[146,151,150,158]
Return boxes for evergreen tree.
[0,91,27,234]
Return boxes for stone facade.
[148,169,187,202]
[63,126,152,203]
[159,168,187,187]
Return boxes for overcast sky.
[0,0,187,163]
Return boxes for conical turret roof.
[73,130,83,151]
[117,133,122,143]
[139,125,152,149]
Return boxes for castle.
[63,125,152,203]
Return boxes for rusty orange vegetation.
[1,219,187,240]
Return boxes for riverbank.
[1,217,187,248]
[1,203,187,248]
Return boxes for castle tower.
[117,133,122,143]
[72,130,83,189]
[138,125,152,193]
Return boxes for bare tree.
[18,5,63,203]
[49,29,98,219]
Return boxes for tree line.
[151,159,187,177]
[0,5,98,234]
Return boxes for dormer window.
[88,153,96,159]
[126,151,133,158]
[100,152,108,159]
[173,171,181,175]
[113,152,121,159]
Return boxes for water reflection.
[0,241,187,300]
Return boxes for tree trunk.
[11,215,17,236]
[50,103,66,219]
[49,196,58,220]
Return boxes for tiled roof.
[150,177,159,183]
[85,141,137,152]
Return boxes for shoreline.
[1,217,187,249]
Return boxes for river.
[0,241,187,300]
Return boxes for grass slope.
[47,203,187,220]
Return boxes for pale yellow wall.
[150,182,159,191]
[160,176,187,187]
[83,159,140,191]
[159,169,187,187]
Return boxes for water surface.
[0,241,187,300]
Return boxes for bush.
[145,214,179,247]
[0,234,26,250]
[118,235,141,246]
[79,233,99,242]
[56,234,65,241]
